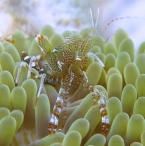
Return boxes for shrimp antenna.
[89,5,100,34]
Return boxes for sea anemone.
[0,25,145,146]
